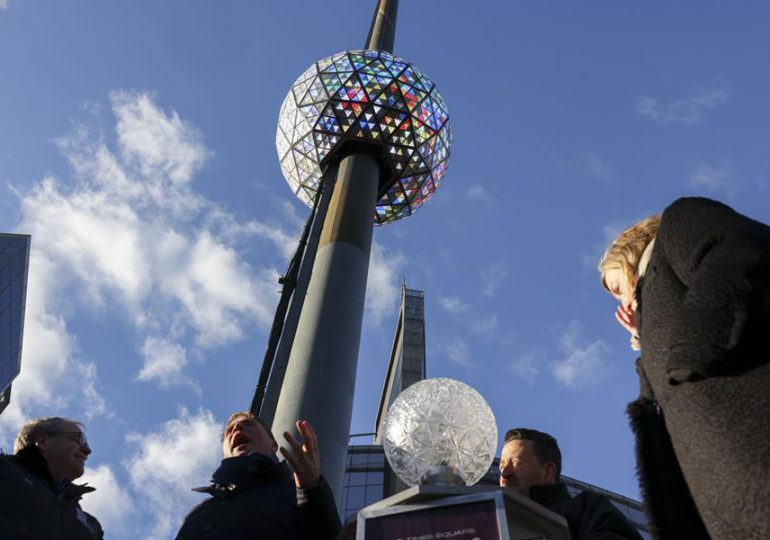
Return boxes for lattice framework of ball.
[276,49,452,225]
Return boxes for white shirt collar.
[638,238,656,278]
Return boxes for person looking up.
[175,412,341,540]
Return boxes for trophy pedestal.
[340,484,570,540]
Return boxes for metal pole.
[259,164,338,425]
[365,0,399,52]
[249,169,329,417]
[271,152,380,500]
[270,0,400,503]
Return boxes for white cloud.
[600,222,627,246]
[161,231,276,347]
[468,313,499,335]
[549,320,614,389]
[79,464,136,539]
[2,90,297,412]
[687,160,736,196]
[582,152,612,181]
[19,176,151,308]
[365,241,407,326]
[558,152,612,182]
[481,260,508,297]
[465,185,495,206]
[235,218,300,260]
[508,353,541,385]
[0,0,8,10]
[112,91,211,187]
[581,219,641,273]
[437,295,470,315]
[437,294,498,336]
[636,84,730,125]
[124,407,222,540]
[437,294,500,335]
[439,336,475,368]
[137,337,199,392]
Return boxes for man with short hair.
[175,412,341,540]
[499,428,642,540]
[0,416,104,539]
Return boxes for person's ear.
[544,462,557,483]
[34,433,47,450]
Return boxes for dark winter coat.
[0,446,104,540]
[630,197,770,540]
[175,454,341,540]
[530,483,642,540]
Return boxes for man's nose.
[82,443,92,456]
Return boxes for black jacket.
[631,197,770,540]
[175,454,341,540]
[530,483,642,540]
[0,447,104,540]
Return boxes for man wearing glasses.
[0,416,103,539]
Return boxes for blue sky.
[2,1,770,537]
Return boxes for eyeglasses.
[50,431,89,447]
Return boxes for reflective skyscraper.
[0,233,31,416]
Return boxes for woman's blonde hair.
[599,214,661,291]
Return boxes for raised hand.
[280,420,321,489]
[615,305,640,350]
[615,304,637,335]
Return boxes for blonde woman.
[599,197,770,540]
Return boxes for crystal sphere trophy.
[351,378,570,540]
[382,378,496,487]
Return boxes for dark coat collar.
[193,453,289,497]
[529,482,571,507]
[9,446,95,500]
[14,445,55,483]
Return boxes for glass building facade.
[0,233,31,416]
[374,282,425,443]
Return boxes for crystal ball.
[382,378,497,486]
[275,49,451,225]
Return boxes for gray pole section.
[259,163,338,425]
[270,0,399,503]
[271,153,380,501]
[365,0,398,52]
